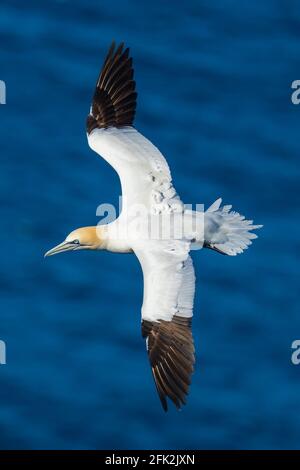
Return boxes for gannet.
[45,42,262,411]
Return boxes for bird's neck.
[89,226,105,248]
[100,223,133,253]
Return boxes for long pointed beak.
[44,241,76,258]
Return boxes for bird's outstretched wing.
[133,240,196,411]
[87,42,181,212]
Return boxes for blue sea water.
[0,0,300,450]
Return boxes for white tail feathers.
[206,197,222,213]
[204,198,262,256]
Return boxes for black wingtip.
[152,369,168,412]
[87,40,137,132]
[143,317,194,412]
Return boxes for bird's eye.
[72,239,80,244]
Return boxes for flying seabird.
[45,42,262,411]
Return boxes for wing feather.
[87,43,182,213]
[87,41,137,132]
[142,315,195,411]
[136,241,196,411]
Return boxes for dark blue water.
[1,0,300,450]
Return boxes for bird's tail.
[204,198,262,256]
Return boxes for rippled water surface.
[0,0,300,449]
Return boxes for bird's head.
[44,226,104,257]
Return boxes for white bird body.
[45,42,262,411]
